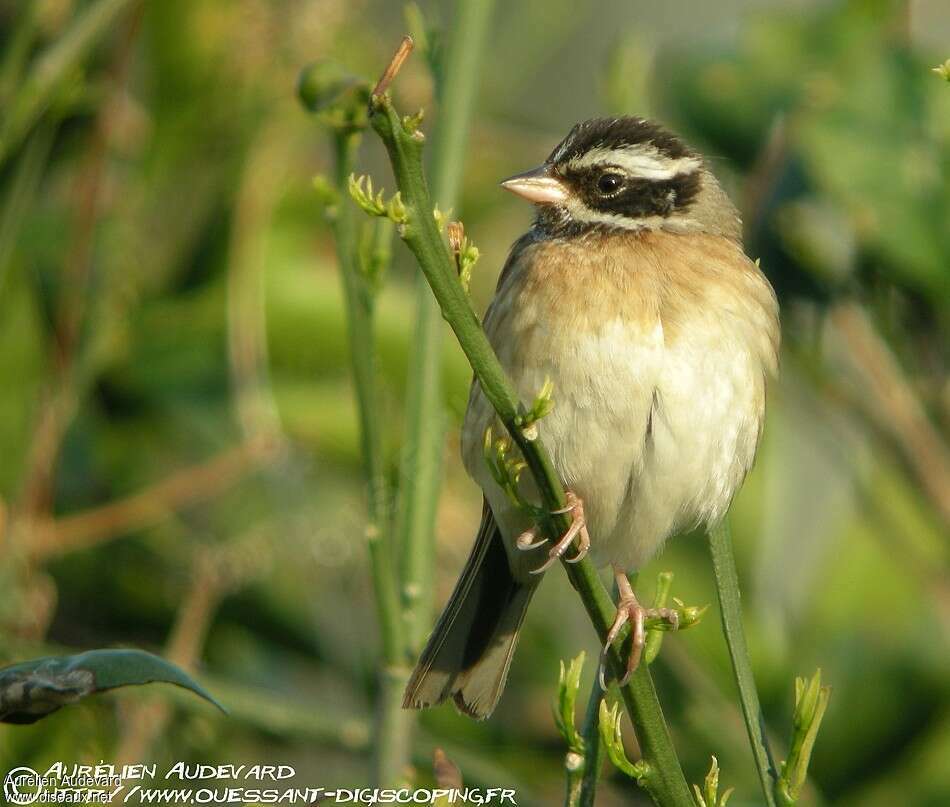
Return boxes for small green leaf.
[599,700,650,783]
[516,377,555,439]
[348,174,386,217]
[932,59,950,82]
[644,572,674,664]
[482,427,536,516]
[348,175,408,226]
[775,669,831,804]
[0,649,224,724]
[694,756,734,807]
[401,109,425,134]
[388,192,408,224]
[432,204,450,232]
[446,221,480,294]
[553,652,585,753]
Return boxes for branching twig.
[396,0,497,657]
[299,47,410,787]
[27,437,276,560]
[363,40,694,807]
[329,127,409,786]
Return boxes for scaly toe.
[599,597,636,687]
[656,607,679,631]
[529,525,581,574]
[565,523,591,564]
[530,492,589,575]
[601,597,681,687]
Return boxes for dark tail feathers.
[403,503,535,719]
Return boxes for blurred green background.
[0,0,948,804]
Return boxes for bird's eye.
[596,172,624,195]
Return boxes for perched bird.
[404,117,780,719]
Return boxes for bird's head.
[501,116,740,240]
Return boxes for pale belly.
[460,232,778,577]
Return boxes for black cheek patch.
[585,171,702,219]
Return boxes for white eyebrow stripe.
[566,145,702,180]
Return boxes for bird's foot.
[515,491,590,575]
[600,568,679,688]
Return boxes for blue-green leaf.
[0,649,225,724]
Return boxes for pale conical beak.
[500,165,568,205]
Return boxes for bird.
[403,116,780,719]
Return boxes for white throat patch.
[543,194,703,234]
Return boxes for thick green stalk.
[574,574,634,806]
[707,519,778,806]
[329,131,408,786]
[396,291,444,654]
[369,89,693,807]
[397,0,496,653]
[576,680,606,807]
[376,665,413,787]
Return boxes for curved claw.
[564,546,588,564]
[528,491,590,574]
[600,595,681,687]
[598,597,643,687]
[516,527,547,551]
[550,491,581,516]
[617,603,646,686]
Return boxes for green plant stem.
[0,124,55,301]
[576,680,606,807]
[572,576,633,806]
[0,0,136,168]
[376,664,413,786]
[329,130,408,786]
[397,0,496,654]
[0,1,39,104]
[564,754,583,806]
[368,88,693,807]
[707,519,777,807]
